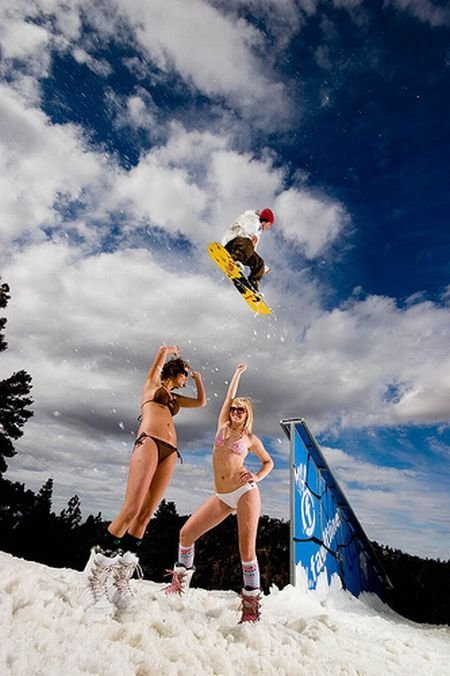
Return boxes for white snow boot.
[79,546,120,614]
[110,550,142,611]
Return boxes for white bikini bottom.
[215,481,256,511]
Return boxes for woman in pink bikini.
[165,362,274,623]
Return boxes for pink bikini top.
[214,425,248,456]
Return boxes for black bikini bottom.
[134,432,182,463]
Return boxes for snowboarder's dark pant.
[225,237,265,289]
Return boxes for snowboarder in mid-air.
[221,208,275,292]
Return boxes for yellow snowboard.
[207,242,272,315]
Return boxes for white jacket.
[221,210,261,248]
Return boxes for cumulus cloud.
[296,295,450,428]
[4,240,448,431]
[114,92,159,132]
[208,0,309,51]
[0,19,50,64]
[392,386,450,423]
[322,445,450,558]
[274,187,349,257]
[109,155,209,237]
[91,122,347,254]
[0,72,346,261]
[0,1,84,82]
[0,1,346,257]
[72,48,112,77]
[1,0,294,131]
[2,234,450,541]
[387,0,450,28]
[0,86,105,244]
[115,0,292,130]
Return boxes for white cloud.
[1,0,294,130]
[155,124,228,169]
[322,445,450,558]
[0,1,83,80]
[206,148,282,227]
[123,95,157,130]
[392,386,450,423]
[7,243,448,440]
[116,0,292,129]
[72,48,112,77]
[0,19,50,63]
[2,236,450,541]
[387,0,450,28]
[97,123,347,254]
[0,86,104,244]
[274,187,349,257]
[297,295,450,428]
[53,4,83,40]
[109,154,209,237]
[0,77,345,258]
[206,0,309,51]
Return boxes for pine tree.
[59,495,82,530]
[35,477,54,518]
[0,281,10,353]
[0,278,33,474]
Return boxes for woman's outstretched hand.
[162,344,179,356]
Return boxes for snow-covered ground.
[1,552,449,676]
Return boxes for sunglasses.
[230,406,246,415]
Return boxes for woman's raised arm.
[176,370,207,408]
[217,362,247,428]
[145,344,179,384]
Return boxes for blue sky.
[0,0,449,560]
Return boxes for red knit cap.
[260,208,274,224]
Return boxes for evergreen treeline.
[0,479,449,626]
[372,541,450,627]
[0,482,289,594]
[0,280,33,474]
[0,277,449,626]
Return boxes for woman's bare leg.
[180,496,233,547]
[236,487,261,561]
[127,452,178,538]
[108,438,159,537]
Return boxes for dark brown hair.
[161,357,189,381]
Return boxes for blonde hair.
[231,397,254,434]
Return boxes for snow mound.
[1,551,449,675]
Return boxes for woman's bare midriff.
[213,445,248,492]
[138,402,177,446]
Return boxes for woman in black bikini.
[81,344,206,614]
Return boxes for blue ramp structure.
[281,418,390,600]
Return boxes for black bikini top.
[141,386,180,417]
